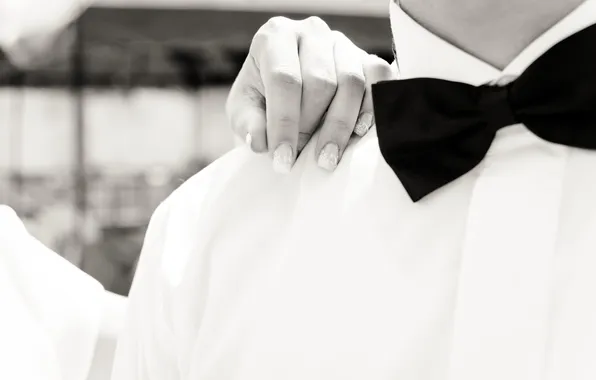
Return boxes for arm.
[0,205,105,380]
[0,0,94,67]
[1,205,132,380]
[108,148,253,380]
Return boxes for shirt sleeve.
[110,147,265,380]
[0,0,93,64]
[0,205,105,380]
[110,200,181,380]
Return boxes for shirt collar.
[389,0,596,85]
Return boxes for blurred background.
[0,0,393,296]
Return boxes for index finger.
[254,28,303,173]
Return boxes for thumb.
[356,54,395,136]
[226,57,268,153]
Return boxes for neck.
[399,0,586,69]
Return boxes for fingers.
[226,57,268,153]
[251,17,302,173]
[315,32,366,171]
[354,70,376,137]
[227,16,303,159]
[296,17,337,153]
[356,54,396,136]
[228,16,339,172]
[257,26,303,173]
[226,16,392,174]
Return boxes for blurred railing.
[0,158,206,295]
[0,6,393,295]
[0,158,206,226]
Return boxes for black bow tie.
[372,23,596,202]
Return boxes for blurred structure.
[0,0,392,295]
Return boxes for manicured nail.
[318,143,339,171]
[273,143,294,173]
[245,132,253,148]
[354,113,373,136]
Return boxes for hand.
[226,16,395,173]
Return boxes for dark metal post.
[169,49,203,160]
[71,20,87,265]
[8,78,24,208]
[73,20,86,213]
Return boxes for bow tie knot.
[372,23,596,202]
[478,83,517,132]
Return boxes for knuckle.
[366,53,387,65]
[242,85,265,104]
[302,16,330,31]
[271,69,303,88]
[331,30,347,41]
[267,16,293,31]
[276,115,299,129]
[337,71,366,90]
[331,30,360,52]
[324,117,354,135]
[379,63,394,79]
[366,54,394,78]
[252,17,294,51]
[303,73,337,97]
[250,30,270,53]
[298,18,332,42]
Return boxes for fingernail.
[273,143,294,173]
[354,113,374,136]
[318,143,339,171]
[245,132,253,148]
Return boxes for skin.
[228,0,587,171]
[3,0,592,377]
[8,0,588,173]
[8,4,394,174]
[398,0,587,69]
[3,3,393,377]
[226,17,396,173]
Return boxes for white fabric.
[112,1,596,379]
[0,0,93,61]
[0,205,104,380]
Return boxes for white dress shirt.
[112,1,596,379]
[0,205,105,380]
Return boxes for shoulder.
[142,146,271,283]
[146,133,384,279]
[0,204,25,236]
